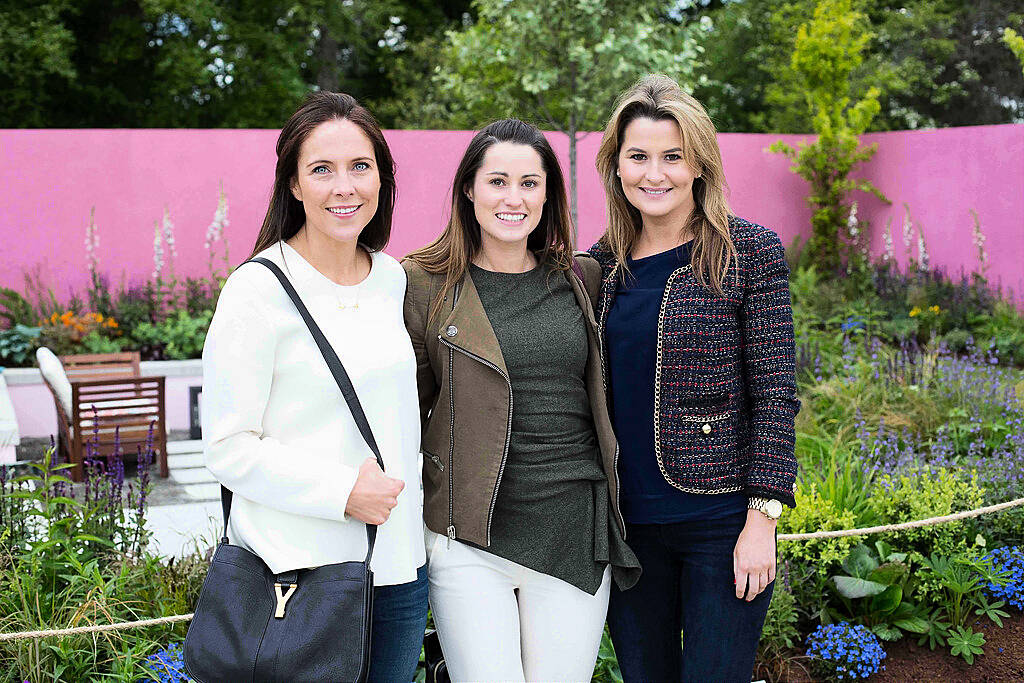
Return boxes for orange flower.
[90,312,103,323]
[106,319,119,329]
[60,311,74,324]
[50,313,59,324]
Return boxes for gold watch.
[748,497,784,520]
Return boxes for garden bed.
[874,610,1024,682]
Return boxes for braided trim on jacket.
[588,216,800,507]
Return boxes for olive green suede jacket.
[402,255,625,548]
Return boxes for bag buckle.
[273,580,298,619]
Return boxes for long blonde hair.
[404,119,574,320]
[596,75,736,295]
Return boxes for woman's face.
[616,117,700,229]
[291,118,381,245]
[467,142,547,250]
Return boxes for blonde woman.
[588,75,800,682]
[403,118,639,682]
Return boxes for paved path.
[146,439,220,558]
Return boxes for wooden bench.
[41,351,168,483]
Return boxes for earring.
[615,169,620,178]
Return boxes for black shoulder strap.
[219,256,385,566]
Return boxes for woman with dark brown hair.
[403,118,639,682]
[202,91,427,682]
[589,75,800,682]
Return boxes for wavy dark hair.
[249,91,396,257]
[403,118,574,319]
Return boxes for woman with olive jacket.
[403,118,639,683]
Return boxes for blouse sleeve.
[737,229,800,507]
[402,262,438,426]
[201,271,359,522]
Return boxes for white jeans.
[425,529,611,683]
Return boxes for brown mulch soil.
[872,611,1024,683]
[763,612,1024,682]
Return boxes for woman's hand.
[345,457,405,525]
[733,509,777,601]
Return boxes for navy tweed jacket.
[589,216,800,507]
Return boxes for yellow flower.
[90,312,103,323]
[929,305,940,314]
[909,306,921,317]
[50,313,59,324]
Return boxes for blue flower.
[806,623,886,681]
[981,546,1024,610]
[144,642,191,683]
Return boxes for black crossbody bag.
[184,257,385,683]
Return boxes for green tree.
[770,0,888,273]
[697,0,1024,133]
[399,0,702,235]
[0,1,76,126]
[1005,28,1024,73]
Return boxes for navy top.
[605,243,747,524]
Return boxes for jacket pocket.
[423,449,445,472]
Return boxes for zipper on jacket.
[445,285,459,545]
[437,335,513,546]
[596,262,627,538]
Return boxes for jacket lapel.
[440,271,509,377]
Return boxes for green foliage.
[828,542,928,641]
[869,467,985,559]
[755,583,802,682]
[1004,28,1024,74]
[591,626,623,683]
[131,309,212,360]
[779,484,860,569]
[405,0,701,225]
[0,287,40,329]
[0,325,41,366]
[769,0,889,274]
[947,625,985,665]
[0,448,207,680]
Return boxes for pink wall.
[0,125,1020,301]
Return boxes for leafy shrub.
[0,324,41,366]
[131,309,213,360]
[868,466,985,558]
[779,484,860,570]
[805,622,886,681]
[756,583,802,682]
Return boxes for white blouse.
[202,241,425,585]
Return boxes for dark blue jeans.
[368,564,429,683]
[607,512,774,683]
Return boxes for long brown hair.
[404,118,575,319]
[249,91,397,258]
[596,75,736,295]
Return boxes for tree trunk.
[316,24,339,92]
[569,116,578,248]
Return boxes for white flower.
[847,202,859,239]
[882,220,895,262]
[84,207,100,270]
[205,185,229,248]
[152,222,164,279]
[917,225,929,269]
[971,210,988,272]
[161,207,177,262]
[901,205,914,248]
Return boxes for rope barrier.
[2,496,1023,640]
[777,496,1024,541]
[0,614,193,642]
